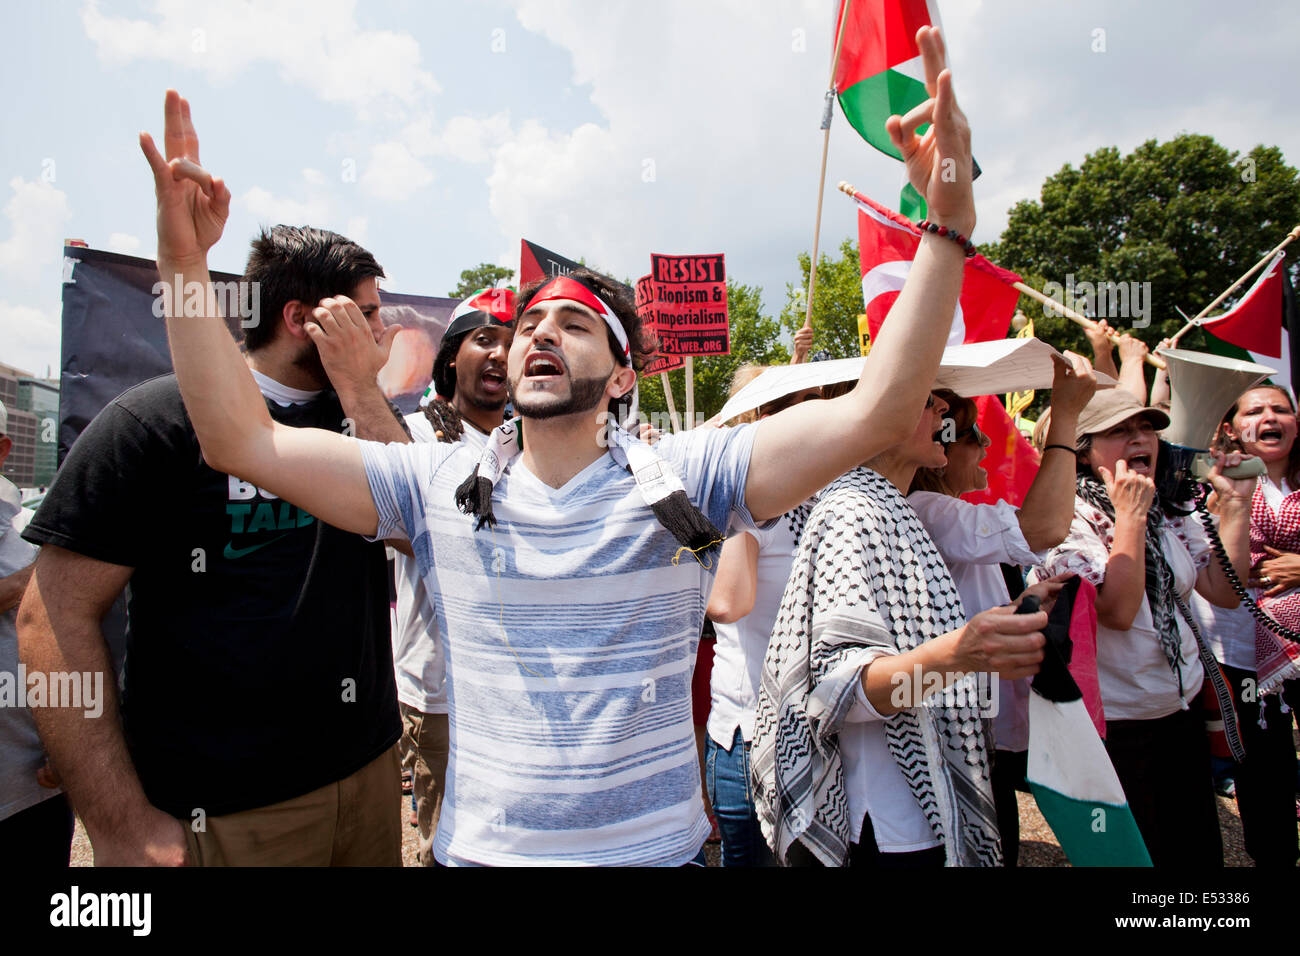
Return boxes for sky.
[2,0,1298,377]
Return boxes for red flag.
[854,193,1039,506]
[1198,252,1284,357]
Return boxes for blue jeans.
[706,727,776,866]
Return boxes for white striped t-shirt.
[360,424,759,866]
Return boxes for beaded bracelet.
[917,219,976,257]
[1041,443,1077,455]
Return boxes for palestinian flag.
[855,190,1039,506]
[1027,577,1151,867]
[520,238,585,286]
[833,0,973,219]
[1200,252,1298,398]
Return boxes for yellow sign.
[1005,316,1036,418]
[857,313,871,356]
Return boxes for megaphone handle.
[1222,457,1267,480]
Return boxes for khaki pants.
[182,747,402,866]
[399,703,449,867]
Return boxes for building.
[0,361,59,489]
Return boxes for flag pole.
[1168,225,1300,344]
[659,371,682,434]
[797,0,853,364]
[836,180,1166,369]
[684,357,695,429]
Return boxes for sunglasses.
[951,423,988,447]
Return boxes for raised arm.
[140,91,378,536]
[1017,352,1095,551]
[1114,333,1150,404]
[747,27,973,520]
[1194,454,1255,608]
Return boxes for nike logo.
[223,533,292,560]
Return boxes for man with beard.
[132,27,1044,866]
[394,287,513,865]
[18,222,409,865]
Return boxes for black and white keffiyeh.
[751,467,1002,867]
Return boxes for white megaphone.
[1157,347,1275,491]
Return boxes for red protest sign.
[636,273,684,375]
[645,253,730,357]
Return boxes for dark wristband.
[1041,444,1077,455]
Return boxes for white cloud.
[0,177,72,282]
[107,232,142,255]
[81,0,439,114]
[360,142,434,202]
[344,216,369,244]
[0,301,61,380]
[239,185,332,226]
[423,113,514,164]
[474,0,835,283]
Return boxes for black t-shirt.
[23,374,400,818]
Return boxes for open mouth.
[1126,452,1153,472]
[524,351,566,379]
[931,425,946,448]
[1258,427,1284,443]
[480,368,506,394]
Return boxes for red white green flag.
[854,190,1039,507]
[1199,252,1294,395]
[833,0,945,219]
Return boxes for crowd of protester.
[2,25,1297,868]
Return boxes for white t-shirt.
[1040,496,1211,720]
[840,678,943,852]
[360,424,759,866]
[249,368,321,406]
[707,507,803,748]
[908,491,1042,752]
[391,415,488,713]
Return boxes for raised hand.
[139,90,231,273]
[306,296,401,401]
[1099,459,1154,523]
[1049,350,1097,420]
[791,325,814,364]
[884,27,974,235]
[1084,319,1115,359]
[1115,333,1148,365]
[1205,449,1257,510]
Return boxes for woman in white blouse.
[1039,389,1255,866]
[1213,384,1300,866]
[754,390,1055,867]
[906,352,1095,864]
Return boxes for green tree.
[449,262,514,298]
[778,237,865,359]
[638,280,789,425]
[985,135,1300,365]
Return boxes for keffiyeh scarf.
[751,467,1001,867]
[1076,472,1186,688]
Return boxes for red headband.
[529,276,630,361]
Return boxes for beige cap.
[1075,388,1170,439]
